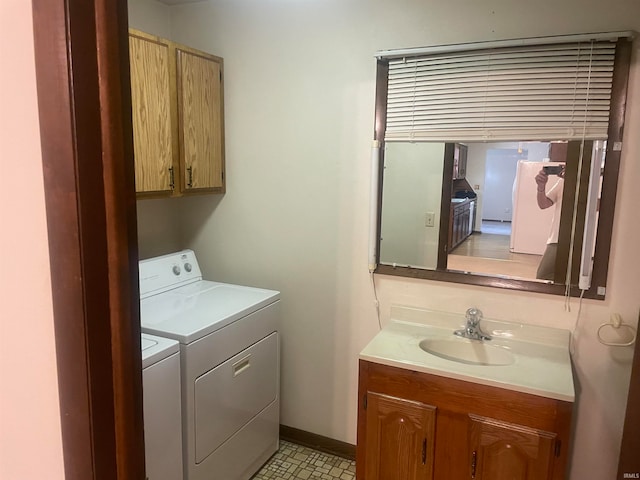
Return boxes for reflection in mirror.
[381,143,444,270]
[379,140,606,285]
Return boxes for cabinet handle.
[421,438,427,464]
[168,166,175,190]
[554,440,561,457]
[471,450,477,479]
[187,166,193,188]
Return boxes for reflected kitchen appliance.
[139,250,280,480]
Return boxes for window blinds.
[384,40,617,142]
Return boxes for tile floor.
[252,440,356,480]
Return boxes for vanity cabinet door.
[364,392,436,480]
[469,414,557,480]
[357,361,571,480]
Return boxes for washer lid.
[140,280,280,344]
[141,333,179,368]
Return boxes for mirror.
[373,37,633,299]
[379,140,606,286]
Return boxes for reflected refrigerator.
[510,161,561,255]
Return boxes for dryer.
[141,333,183,480]
[139,250,280,480]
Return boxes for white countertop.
[360,308,575,402]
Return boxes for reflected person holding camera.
[535,165,565,281]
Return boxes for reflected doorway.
[447,143,551,281]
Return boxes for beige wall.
[0,1,65,479]
[128,0,172,38]
[130,0,640,478]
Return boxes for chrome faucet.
[454,307,491,341]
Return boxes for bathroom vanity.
[356,308,574,480]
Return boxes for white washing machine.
[139,250,280,480]
[141,333,183,480]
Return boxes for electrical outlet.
[425,212,435,227]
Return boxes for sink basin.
[419,338,514,366]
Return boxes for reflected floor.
[481,220,512,236]
[448,232,541,280]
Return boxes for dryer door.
[194,332,278,463]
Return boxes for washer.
[141,333,183,480]
[139,250,280,480]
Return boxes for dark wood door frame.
[32,0,144,478]
[618,314,640,479]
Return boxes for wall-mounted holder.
[597,313,637,347]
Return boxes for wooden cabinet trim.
[363,361,567,431]
[174,42,224,64]
[129,28,163,43]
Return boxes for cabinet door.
[452,205,466,248]
[451,208,458,248]
[177,49,225,192]
[469,415,556,480]
[129,32,175,194]
[365,392,436,480]
[463,205,471,238]
[458,144,468,178]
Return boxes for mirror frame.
[373,38,633,300]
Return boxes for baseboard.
[279,425,356,461]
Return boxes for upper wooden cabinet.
[129,29,225,197]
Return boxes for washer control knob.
[184,263,192,272]
[172,265,181,275]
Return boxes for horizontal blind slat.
[384,39,615,141]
